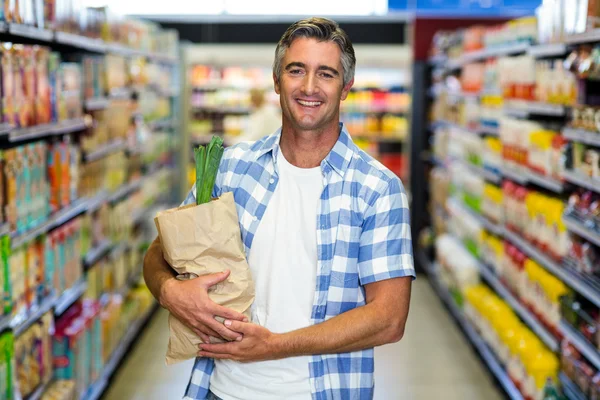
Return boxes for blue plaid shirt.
[182,124,415,400]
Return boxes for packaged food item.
[0,332,14,400]
[40,380,76,400]
[4,149,18,231]
[2,43,15,126]
[35,46,52,125]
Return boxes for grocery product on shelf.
[502,182,568,260]
[463,284,559,400]
[561,341,600,398]
[41,380,77,400]
[14,311,53,399]
[435,234,480,296]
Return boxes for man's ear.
[273,73,280,94]
[340,78,354,101]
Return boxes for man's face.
[274,37,353,133]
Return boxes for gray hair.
[273,17,356,87]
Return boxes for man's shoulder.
[348,146,404,194]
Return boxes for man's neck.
[279,123,340,169]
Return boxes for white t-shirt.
[209,150,324,400]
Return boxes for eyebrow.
[284,62,340,76]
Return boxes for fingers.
[223,319,250,334]
[211,304,248,322]
[193,325,222,343]
[199,341,236,354]
[203,317,243,342]
[194,329,210,344]
[199,270,231,289]
[197,351,234,360]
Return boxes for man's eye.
[320,72,333,79]
[289,69,302,75]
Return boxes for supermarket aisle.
[104,277,503,400]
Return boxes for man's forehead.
[283,38,342,67]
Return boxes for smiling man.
[143,17,415,400]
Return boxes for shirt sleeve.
[357,178,416,285]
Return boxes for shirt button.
[269,178,275,184]
[253,216,258,222]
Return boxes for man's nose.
[302,74,318,95]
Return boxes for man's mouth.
[297,99,323,107]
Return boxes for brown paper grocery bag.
[154,192,255,365]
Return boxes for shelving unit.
[0,13,182,400]
[560,320,600,370]
[86,302,158,400]
[425,260,524,400]
[478,263,558,352]
[559,373,588,400]
[562,215,600,248]
[415,16,600,400]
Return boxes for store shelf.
[85,97,111,111]
[193,106,251,114]
[563,214,600,248]
[111,242,129,259]
[462,161,503,185]
[566,29,600,45]
[504,101,566,117]
[478,263,559,352]
[0,123,13,139]
[563,127,600,147]
[86,190,109,214]
[559,372,587,400]
[502,166,528,185]
[86,303,158,400]
[83,139,126,163]
[427,267,524,400]
[563,170,600,194]
[84,239,113,268]
[54,31,106,52]
[8,23,53,41]
[54,279,88,316]
[478,125,500,136]
[450,42,529,68]
[149,118,175,131]
[25,379,53,400]
[8,118,89,143]
[503,228,600,308]
[525,170,564,193]
[12,293,57,337]
[108,179,144,204]
[342,108,409,114]
[0,223,9,236]
[449,198,504,237]
[11,198,89,249]
[527,43,568,58]
[560,319,600,370]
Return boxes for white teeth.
[297,100,322,107]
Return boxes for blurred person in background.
[144,16,414,400]
[234,88,281,144]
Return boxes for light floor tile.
[104,277,504,400]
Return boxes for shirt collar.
[257,123,356,178]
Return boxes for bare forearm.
[143,236,176,305]
[273,277,411,358]
[276,302,402,357]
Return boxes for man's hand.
[160,270,248,343]
[197,320,281,362]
